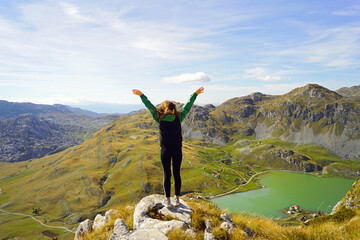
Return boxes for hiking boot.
[163,199,171,207]
[173,197,180,206]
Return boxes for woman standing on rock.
[132,87,204,206]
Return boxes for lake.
[211,171,355,219]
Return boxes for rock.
[158,201,192,225]
[204,219,216,240]
[113,218,129,236]
[204,231,216,240]
[220,213,236,234]
[128,228,168,240]
[74,219,92,240]
[93,209,120,230]
[131,194,191,237]
[93,214,106,230]
[221,222,236,234]
[243,226,255,238]
[133,194,191,229]
[220,213,232,222]
[130,135,138,140]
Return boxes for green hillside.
[0,84,359,239]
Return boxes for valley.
[0,84,359,239]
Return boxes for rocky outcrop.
[332,179,360,214]
[266,148,322,172]
[76,194,193,240]
[132,194,191,233]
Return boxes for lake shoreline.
[210,169,320,200]
[211,171,355,219]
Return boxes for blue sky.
[0,0,359,110]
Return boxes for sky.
[0,0,359,112]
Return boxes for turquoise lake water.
[211,171,355,219]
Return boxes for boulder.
[133,194,192,234]
[220,213,236,234]
[74,219,92,240]
[93,209,120,230]
[113,218,129,236]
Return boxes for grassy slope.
[0,106,359,239]
[83,198,360,240]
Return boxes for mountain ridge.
[182,84,360,159]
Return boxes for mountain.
[0,84,359,239]
[0,100,100,120]
[337,85,360,98]
[0,114,85,162]
[183,84,360,159]
[0,100,121,162]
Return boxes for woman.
[132,87,204,206]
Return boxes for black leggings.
[160,145,182,197]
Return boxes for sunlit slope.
[0,110,241,222]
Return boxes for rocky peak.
[286,84,342,101]
[249,92,266,102]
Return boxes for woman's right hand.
[132,89,143,96]
[195,87,204,95]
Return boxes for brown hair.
[156,100,180,120]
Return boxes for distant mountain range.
[1,84,359,162]
[0,100,123,162]
[0,100,100,119]
[69,103,144,114]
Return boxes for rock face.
[266,148,322,172]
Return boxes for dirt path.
[0,208,75,233]
[210,169,302,199]
[210,170,270,199]
[0,160,37,180]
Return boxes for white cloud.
[279,24,360,68]
[333,5,360,16]
[243,67,285,82]
[162,72,211,83]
